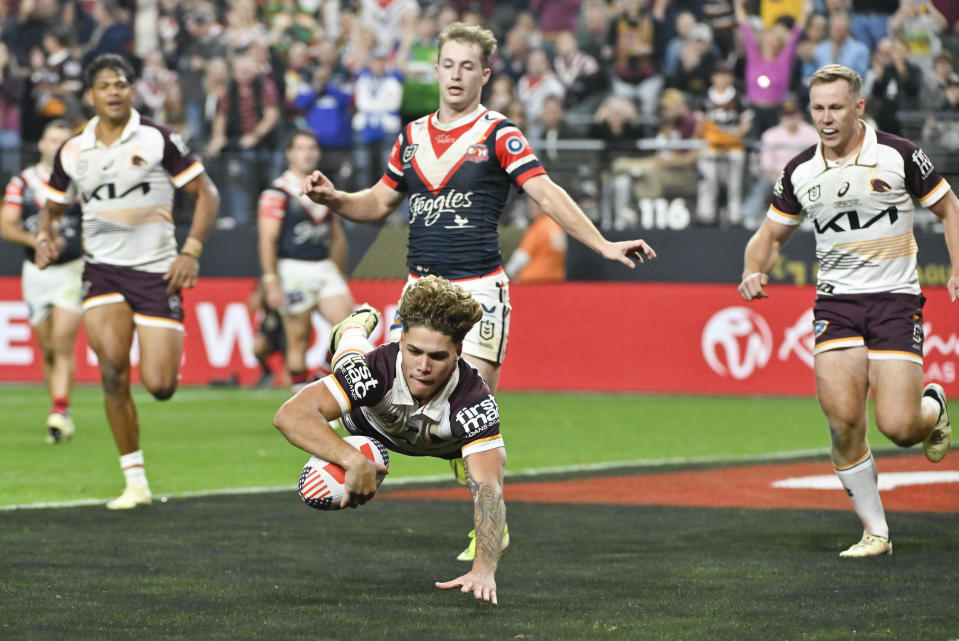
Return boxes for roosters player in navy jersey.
[301,22,656,559]
[275,276,507,605]
[34,54,220,510]
[1,120,83,444]
[258,130,355,391]
[739,65,959,558]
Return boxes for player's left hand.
[604,239,657,268]
[949,274,959,302]
[435,569,498,605]
[163,254,199,293]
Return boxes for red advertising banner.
[1,277,957,396]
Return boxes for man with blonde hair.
[301,21,656,560]
[274,276,507,604]
[739,64,959,557]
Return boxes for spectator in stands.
[888,0,947,71]
[530,0,581,37]
[398,13,440,124]
[920,72,959,147]
[662,10,698,77]
[504,200,567,282]
[135,49,177,120]
[486,75,516,114]
[577,0,612,60]
[352,48,403,190]
[742,96,819,228]
[81,0,133,67]
[862,36,894,97]
[529,95,578,163]
[31,23,84,130]
[810,12,870,79]
[796,13,828,94]
[198,57,229,149]
[665,22,719,102]
[358,0,419,57]
[177,4,226,148]
[493,25,531,83]
[517,48,566,124]
[205,53,281,227]
[694,62,753,227]
[590,94,645,226]
[604,0,667,118]
[701,0,739,55]
[630,88,701,200]
[849,0,898,49]
[921,50,955,108]
[293,61,354,192]
[736,0,807,136]
[552,30,605,111]
[0,42,26,180]
[6,0,58,66]
[223,0,267,57]
[281,40,313,111]
[870,36,922,135]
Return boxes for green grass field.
[0,384,844,507]
[2,384,956,640]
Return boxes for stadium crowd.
[1,0,958,231]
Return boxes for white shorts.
[21,258,84,325]
[389,269,511,364]
[277,258,351,315]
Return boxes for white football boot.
[922,383,951,463]
[106,482,152,510]
[45,412,75,444]
[839,532,892,558]
[328,303,381,354]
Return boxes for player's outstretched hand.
[738,272,769,300]
[164,254,200,294]
[948,274,959,303]
[340,460,389,509]
[604,239,656,268]
[435,569,498,605]
[300,170,336,205]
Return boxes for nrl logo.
[808,185,821,202]
[402,144,418,163]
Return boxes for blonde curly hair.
[397,276,482,345]
[437,22,497,68]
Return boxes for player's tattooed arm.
[464,451,507,569]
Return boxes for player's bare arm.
[521,174,656,268]
[435,446,506,605]
[257,213,286,310]
[274,381,387,508]
[164,173,219,294]
[928,189,959,302]
[0,202,36,248]
[32,200,69,269]
[739,219,797,300]
[300,173,403,223]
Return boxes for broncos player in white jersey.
[739,64,959,558]
[301,21,656,561]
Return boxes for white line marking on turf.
[0,448,836,512]
[773,471,959,491]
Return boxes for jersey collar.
[79,108,142,150]
[819,119,877,170]
[430,104,487,131]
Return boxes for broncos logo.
[870,178,892,193]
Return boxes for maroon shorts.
[812,293,925,362]
[82,262,184,325]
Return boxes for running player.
[34,54,220,509]
[0,119,83,443]
[739,64,958,557]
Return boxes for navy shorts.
[812,293,925,364]
[82,262,184,327]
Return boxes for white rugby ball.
[297,435,390,511]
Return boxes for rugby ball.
[297,435,390,511]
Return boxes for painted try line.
[0,447,836,512]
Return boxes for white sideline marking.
[773,471,959,491]
[0,448,837,512]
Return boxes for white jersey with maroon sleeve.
[768,121,952,295]
[321,342,504,460]
[45,110,205,273]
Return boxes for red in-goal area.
[381,454,959,512]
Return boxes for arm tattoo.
[464,456,506,567]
